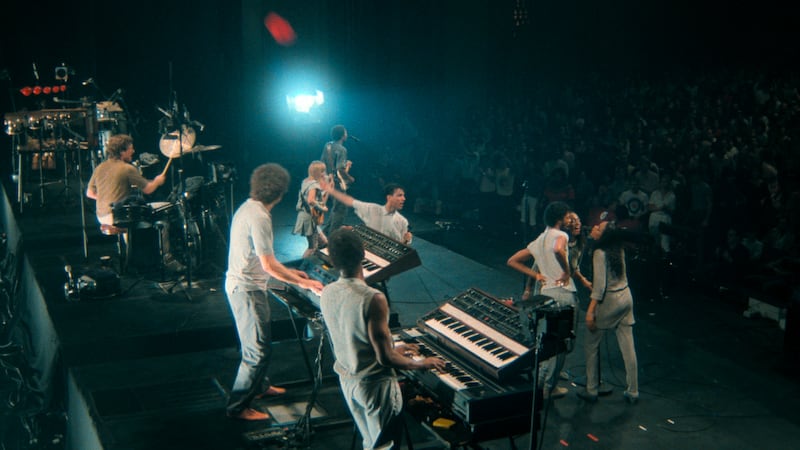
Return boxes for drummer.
[86,134,167,225]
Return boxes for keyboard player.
[224,164,324,421]
[320,180,412,245]
[320,228,445,450]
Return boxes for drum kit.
[3,79,232,278]
[112,169,231,281]
[108,119,231,281]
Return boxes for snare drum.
[149,201,177,223]
[112,202,153,228]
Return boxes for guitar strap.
[298,181,322,214]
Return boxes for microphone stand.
[160,84,195,299]
[521,179,530,245]
[518,297,556,450]
[288,314,328,447]
[523,306,545,450]
[77,131,89,260]
[175,96,194,290]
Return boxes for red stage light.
[60,85,67,92]
[264,12,296,46]
[33,86,42,95]
[20,86,33,96]
[43,86,52,94]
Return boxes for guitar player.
[320,124,354,235]
[293,160,330,258]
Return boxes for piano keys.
[418,287,574,382]
[318,224,421,284]
[395,328,539,441]
[417,288,532,382]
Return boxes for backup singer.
[578,220,639,404]
[521,211,592,300]
[86,134,166,225]
[225,163,324,421]
[320,228,445,449]
[507,201,577,399]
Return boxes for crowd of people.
[402,68,800,299]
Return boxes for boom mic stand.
[170,92,195,290]
[158,91,200,300]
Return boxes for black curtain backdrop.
[2,0,798,179]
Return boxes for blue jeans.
[226,287,272,414]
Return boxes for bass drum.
[159,125,196,158]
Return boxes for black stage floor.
[2,173,800,450]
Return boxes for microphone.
[189,120,205,132]
[156,106,173,119]
[81,77,94,86]
[349,135,360,142]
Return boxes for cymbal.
[163,143,221,159]
[96,101,123,112]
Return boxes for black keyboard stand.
[287,316,328,447]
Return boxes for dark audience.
[392,68,800,299]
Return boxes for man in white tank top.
[321,229,445,449]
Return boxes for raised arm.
[320,177,355,207]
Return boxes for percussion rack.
[4,108,89,213]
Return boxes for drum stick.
[161,157,174,176]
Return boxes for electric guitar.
[337,160,354,191]
[310,180,330,225]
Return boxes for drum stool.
[100,224,127,274]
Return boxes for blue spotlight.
[286,90,325,113]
